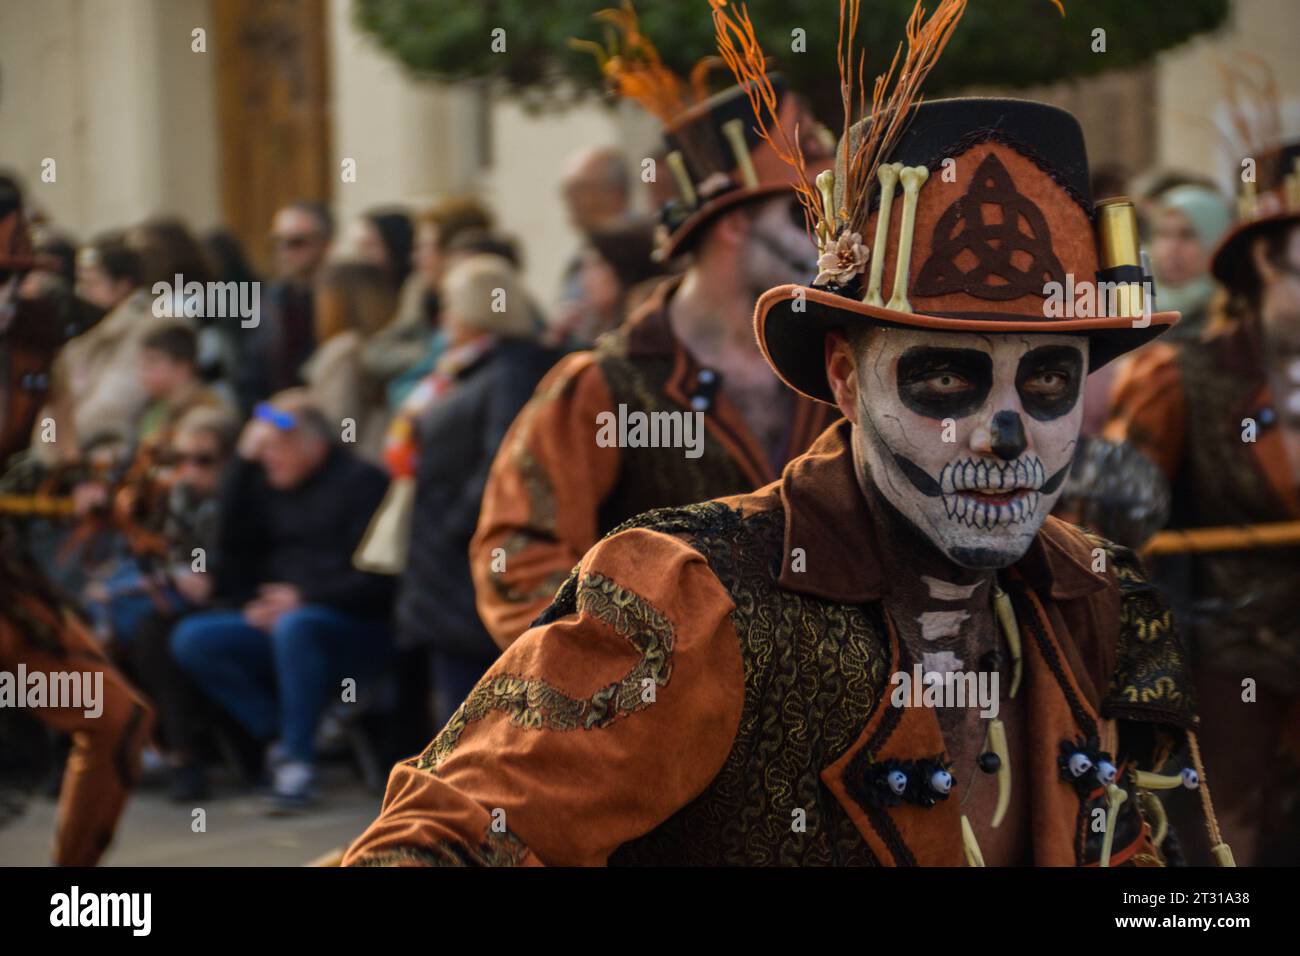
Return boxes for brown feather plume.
[709,0,969,247]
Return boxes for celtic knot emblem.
[913,153,1066,301]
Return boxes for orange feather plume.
[842,0,968,232]
[709,0,969,244]
[571,2,712,126]
[709,0,822,233]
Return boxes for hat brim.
[1210,211,1300,286]
[755,284,1179,405]
[658,183,792,261]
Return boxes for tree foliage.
[353,0,1230,120]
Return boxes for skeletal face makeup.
[849,327,1086,569]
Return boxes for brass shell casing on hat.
[1096,198,1140,267]
[1095,198,1145,320]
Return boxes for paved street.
[0,765,380,866]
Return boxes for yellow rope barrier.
[0,494,76,517]
[1141,519,1300,557]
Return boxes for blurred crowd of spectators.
[4,147,666,811]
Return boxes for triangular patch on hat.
[913,153,1066,301]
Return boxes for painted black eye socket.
[1015,345,1083,420]
[896,347,993,420]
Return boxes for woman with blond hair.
[361,254,562,742]
[300,260,399,462]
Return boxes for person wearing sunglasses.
[236,202,335,409]
[170,389,395,812]
[105,406,240,801]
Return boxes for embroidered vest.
[1176,337,1300,682]
[592,338,757,537]
[534,504,1187,866]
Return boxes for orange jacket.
[0,559,153,865]
[1103,338,1300,520]
[470,277,834,649]
[347,422,1192,866]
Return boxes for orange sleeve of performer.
[469,352,623,650]
[343,528,745,866]
[0,593,153,866]
[1101,343,1187,481]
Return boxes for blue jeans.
[92,561,189,645]
[171,605,392,764]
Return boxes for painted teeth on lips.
[940,458,1044,496]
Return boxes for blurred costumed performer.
[469,1,837,650]
[1104,58,1300,865]
[0,177,153,866]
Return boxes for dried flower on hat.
[813,230,869,287]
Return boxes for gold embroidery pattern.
[1088,532,1195,728]
[415,572,675,772]
[490,531,570,604]
[604,503,887,866]
[509,371,574,536]
[352,824,529,867]
[487,371,575,603]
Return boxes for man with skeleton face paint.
[845,328,1086,569]
[345,0,1233,870]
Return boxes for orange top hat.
[575,2,832,259]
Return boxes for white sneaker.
[264,760,318,814]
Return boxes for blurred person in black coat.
[370,254,563,738]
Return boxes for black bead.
[978,751,1001,774]
[980,650,1003,672]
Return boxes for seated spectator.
[135,321,232,446]
[109,406,240,800]
[170,390,394,812]
[365,254,562,733]
[381,227,545,411]
[126,217,239,403]
[238,201,334,406]
[79,325,233,641]
[69,320,229,525]
[310,260,399,343]
[39,234,156,465]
